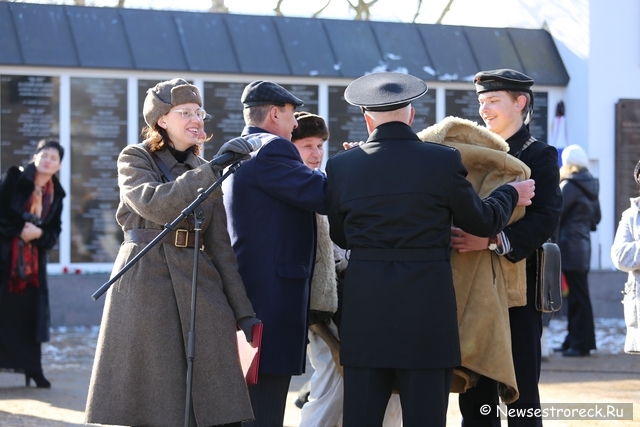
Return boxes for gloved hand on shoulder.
[210,136,262,174]
[218,136,262,160]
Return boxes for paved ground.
[1,319,639,426]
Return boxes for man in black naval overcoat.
[452,69,563,427]
[324,72,536,427]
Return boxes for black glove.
[237,316,262,343]
[217,136,260,161]
[210,137,262,174]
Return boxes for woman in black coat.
[556,144,601,357]
[0,139,66,387]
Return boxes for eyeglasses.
[170,108,207,121]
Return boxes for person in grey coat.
[556,144,601,357]
[85,78,260,427]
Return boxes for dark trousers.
[242,373,291,427]
[344,366,452,427]
[562,270,596,352]
[459,375,500,427]
[460,283,543,427]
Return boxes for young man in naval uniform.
[452,69,563,427]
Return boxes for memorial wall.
[327,85,437,156]
[0,75,60,262]
[69,77,127,263]
[445,89,549,142]
[203,83,319,156]
[0,74,550,267]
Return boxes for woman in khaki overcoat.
[85,79,260,427]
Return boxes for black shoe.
[553,344,569,352]
[25,372,51,388]
[294,389,310,409]
[562,348,590,357]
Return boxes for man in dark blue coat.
[222,80,327,427]
[324,72,535,427]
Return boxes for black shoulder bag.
[535,241,562,313]
[518,137,563,313]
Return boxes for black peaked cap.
[474,69,534,94]
[344,72,428,112]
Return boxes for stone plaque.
[70,77,127,263]
[281,84,319,116]
[446,89,548,143]
[615,99,640,228]
[137,79,164,143]
[203,81,249,158]
[0,74,60,262]
[530,91,548,143]
[203,82,318,159]
[0,75,60,173]
[327,85,368,157]
[409,90,437,134]
[445,89,481,124]
[328,85,436,156]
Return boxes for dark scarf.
[8,178,54,294]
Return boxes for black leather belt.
[349,247,449,262]
[124,228,201,249]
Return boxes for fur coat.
[309,213,338,314]
[418,116,531,404]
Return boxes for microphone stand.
[91,161,242,427]
[184,200,203,427]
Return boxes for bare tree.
[412,0,423,23]
[346,0,380,21]
[436,0,454,24]
[209,0,228,13]
[6,0,451,22]
[311,0,333,18]
[274,0,285,16]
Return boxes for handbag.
[535,241,562,313]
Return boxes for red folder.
[237,322,263,385]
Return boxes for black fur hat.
[291,112,330,142]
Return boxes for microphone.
[209,137,262,168]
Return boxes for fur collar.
[417,116,508,152]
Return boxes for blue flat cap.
[241,80,304,108]
[344,72,428,112]
[474,69,534,94]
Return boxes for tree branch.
[274,0,285,16]
[412,0,423,23]
[312,0,333,18]
[436,0,454,24]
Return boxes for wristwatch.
[488,235,498,251]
